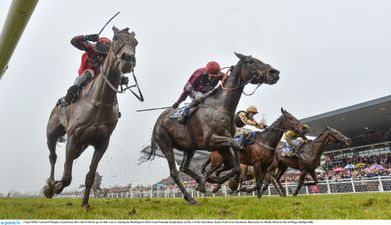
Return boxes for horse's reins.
[253,115,307,150]
[220,61,267,96]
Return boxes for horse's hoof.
[188,199,198,205]
[53,181,63,194]
[228,179,239,191]
[196,184,206,193]
[43,185,54,198]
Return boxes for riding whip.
[98,11,120,35]
[136,106,172,112]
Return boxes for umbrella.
[344,164,355,169]
[333,167,346,172]
[355,163,366,168]
[369,164,385,171]
[364,168,373,173]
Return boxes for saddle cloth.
[234,131,256,146]
[169,106,187,119]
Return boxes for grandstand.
[301,95,391,160]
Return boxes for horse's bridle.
[220,59,269,94]
[100,39,144,101]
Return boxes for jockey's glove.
[84,34,100,42]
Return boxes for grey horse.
[44,26,138,207]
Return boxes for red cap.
[206,61,221,75]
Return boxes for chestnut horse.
[43,27,138,207]
[261,127,351,196]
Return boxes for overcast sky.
[0,0,390,195]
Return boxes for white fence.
[59,176,391,199]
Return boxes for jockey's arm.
[71,35,94,52]
[238,111,258,127]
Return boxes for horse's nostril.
[121,53,127,61]
[121,53,135,62]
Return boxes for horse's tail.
[138,139,158,164]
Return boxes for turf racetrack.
[1,192,390,219]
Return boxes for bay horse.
[43,26,138,207]
[203,109,308,197]
[261,126,351,196]
[142,53,280,204]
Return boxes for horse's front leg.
[179,150,206,193]
[44,115,66,198]
[293,171,308,196]
[81,141,108,207]
[255,165,267,198]
[306,170,319,186]
[51,137,83,196]
[274,166,288,196]
[208,134,241,191]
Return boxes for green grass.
[1,193,391,219]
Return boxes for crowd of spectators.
[278,152,391,184]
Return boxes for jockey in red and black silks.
[71,35,111,77]
[172,61,225,123]
[59,34,129,106]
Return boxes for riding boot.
[237,134,246,147]
[177,99,200,124]
[63,72,92,105]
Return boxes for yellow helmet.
[246,105,258,114]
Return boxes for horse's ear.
[112,26,120,34]
[130,31,135,37]
[281,107,286,114]
[326,126,331,130]
[123,27,129,32]
[234,52,246,60]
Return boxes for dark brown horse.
[261,126,351,197]
[142,53,280,204]
[203,109,308,197]
[43,27,138,207]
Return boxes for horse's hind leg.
[82,141,108,207]
[201,156,211,174]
